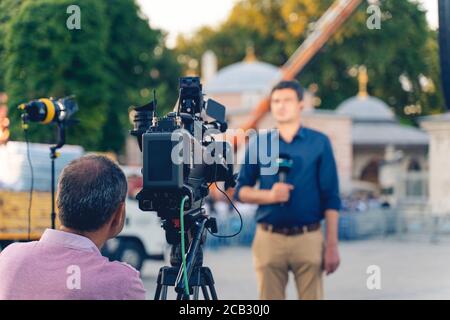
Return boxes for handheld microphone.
[276,154,293,206]
[276,153,293,183]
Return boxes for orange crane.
[235,0,362,144]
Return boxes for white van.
[101,166,167,271]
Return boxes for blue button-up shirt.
[235,126,341,227]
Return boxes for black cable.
[205,135,243,238]
[199,182,212,211]
[207,181,243,239]
[24,128,34,241]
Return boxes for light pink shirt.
[0,229,146,300]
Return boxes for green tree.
[100,0,181,152]
[4,0,110,149]
[2,0,181,152]
[0,0,29,92]
[176,0,445,122]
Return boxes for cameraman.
[235,80,341,300]
[0,155,146,300]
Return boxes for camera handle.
[49,122,66,229]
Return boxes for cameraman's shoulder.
[108,260,144,283]
[108,260,141,278]
[103,260,146,299]
[0,242,20,253]
[0,241,36,257]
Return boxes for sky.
[137,0,440,48]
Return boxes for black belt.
[259,222,321,236]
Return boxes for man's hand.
[323,243,340,275]
[269,182,294,203]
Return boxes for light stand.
[49,122,66,229]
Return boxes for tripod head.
[168,209,217,294]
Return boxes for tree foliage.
[176,0,445,122]
[1,0,181,152]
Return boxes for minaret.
[357,65,369,99]
[201,50,218,83]
[244,45,257,63]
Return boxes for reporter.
[236,80,341,300]
[0,155,146,300]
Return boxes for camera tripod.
[154,210,218,300]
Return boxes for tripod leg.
[177,292,191,300]
[208,284,218,300]
[161,285,168,300]
[154,283,162,300]
[201,267,218,300]
[154,269,163,300]
[193,286,200,300]
[201,286,210,300]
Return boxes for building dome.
[336,95,396,122]
[336,66,395,122]
[204,60,282,95]
[335,66,427,145]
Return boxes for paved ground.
[141,237,450,300]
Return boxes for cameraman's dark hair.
[57,155,127,232]
[271,80,304,101]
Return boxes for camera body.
[131,77,235,219]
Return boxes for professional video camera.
[131,76,235,217]
[131,77,237,299]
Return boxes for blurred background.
[1,0,450,299]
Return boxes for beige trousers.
[252,224,324,300]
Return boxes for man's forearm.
[238,186,274,205]
[325,209,339,246]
